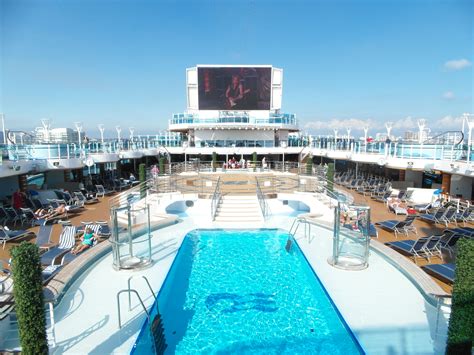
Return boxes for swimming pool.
[131,229,363,354]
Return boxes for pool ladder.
[287,217,313,251]
[116,276,167,354]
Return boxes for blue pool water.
[132,229,363,354]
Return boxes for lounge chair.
[95,221,111,237]
[60,224,100,264]
[442,234,466,259]
[422,263,456,283]
[372,191,392,204]
[74,191,98,205]
[0,208,9,225]
[40,226,77,266]
[0,226,35,249]
[375,216,417,237]
[4,208,21,226]
[95,184,114,198]
[445,227,474,237]
[35,225,54,250]
[385,236,437,262]
[411,202,435,213]
[42,265,63,284]
[418,208,452,226]
[454,206,474,226]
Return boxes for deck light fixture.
[98,124,105,144]
[74,121,83,147]
[417,119,427,144]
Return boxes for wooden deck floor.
[1,183,456,293]
[0,195,115,263]
[339,185,455,293]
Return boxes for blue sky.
[1,0,472,136]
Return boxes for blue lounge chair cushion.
[375,220,399,229]
[419,214,436,222]
[386,239,425,253]
[422,263,456,283]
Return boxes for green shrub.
[252,152,257,172]
[139,163,146,199]
[138,163,146,182]
[446,238,474,354]
[305,155,313,175]
[11,242,48,355]
[212,152,217,172]
[159,157,165,175]
[326,163,335,192]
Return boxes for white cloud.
[444,59,471,71]
[442,91,455,100]
[392,116,418,130]
[304,118,377,132]
[435,115,464,129]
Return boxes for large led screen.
[198,67,271,110]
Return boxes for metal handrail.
[108,178,153,208]
[210,177,221,221]
[116,289,149,329]
[127,275,157,311]
[255,178,269,219]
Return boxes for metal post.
[98,124,105,146]
[346,128,351,151]
[363,126,368,152]
[467,116,473,164]
[116,126,122,149]
[0,113,6,144]
[147,206,152,262]
[74,121,82,147]
[332,202,341,264]
[127,205,133,258]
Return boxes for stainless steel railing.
[255,178,269,219]
[210,177,222,221]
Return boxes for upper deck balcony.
[169,112,298,131]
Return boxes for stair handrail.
[108,178,155,209]
[116,289,149,329]
[255,178,269,219]
[211,177,221,221]
[127,275,157,311]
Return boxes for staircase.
[214,195,263,224]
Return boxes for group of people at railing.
[223,157,248,169]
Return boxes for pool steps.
[214,195,263,224]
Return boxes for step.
[216,212,261,217]
[221,195,258,200]
[217,204,260,209]
[219,201,259,206]
[214,216,263,222]
[217,206,260,211]
[217,206,260,213]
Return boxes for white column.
[116,126,122,148]
[74,121,83,147]
[41,118,51,143]
[1,113,6,144]
[385,122,393,139]
[334,129,338,150]
[346,128,351,151]
[98,124,105,144]
[466,115,474,164]
[417,119,426,144]
[363,126,369,153]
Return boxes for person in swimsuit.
[72,227,95,254]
